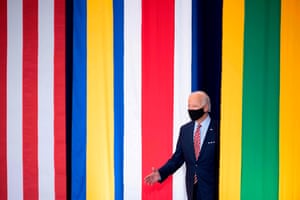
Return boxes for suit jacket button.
[195,164,198,167]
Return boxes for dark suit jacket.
[158,119,219,200]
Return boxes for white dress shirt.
[193,115,211,149]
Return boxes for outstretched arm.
[144,127,185,184]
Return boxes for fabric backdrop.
[69,0,221,199]
[1,0,300,200]
[0,0,66,199]
[220,0,300,199]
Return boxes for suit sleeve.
[158,127,185,182]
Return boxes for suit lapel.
[186,122,197,161]
[199,121,214,158]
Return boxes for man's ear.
[204,104,209,112]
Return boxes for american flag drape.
[0,0,66,199]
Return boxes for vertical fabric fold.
[173,0,192,199]
[86,0,114,199]
[0,0,7,198]
[220,0,244,199]
[113,0,124,199]
[141,0,175,199]
[71,0,87,199]
[279,0,300,199]
[241,0,281,199]
[123,0,142,199]
[22,0,39,198]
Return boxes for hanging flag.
[71,0,197,199]
[0,0,66,199]
[220,0,300,199]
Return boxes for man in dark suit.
[144,91,219,200]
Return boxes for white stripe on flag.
[124,0,142,199]
[7,0,24,199]
[173,0,192,199]
[38,0,55,199]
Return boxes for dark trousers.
[193,183,199,200]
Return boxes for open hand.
[144,167,161,185]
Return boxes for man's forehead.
[188,96,202,105]
[189,93,205,100]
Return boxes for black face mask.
[188,108,206,121]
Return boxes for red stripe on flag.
[54,0,66,198]
[142,0,175,199]
[23,0,39,199]
[0,0,7,199]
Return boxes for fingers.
[144,167,160,186]
[144,174,155,185]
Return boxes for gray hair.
[192,91,211,112]
[204,95,211,112]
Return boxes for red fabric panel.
[0,0,7,199]
[23,0,39,199]
[142,0,175,199]
[54,0,67,199]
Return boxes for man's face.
[188,94,208,112]
[188,95,203,110]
